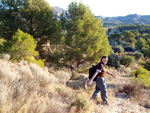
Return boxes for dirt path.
[92,75,150,113]
[95,98,149,113]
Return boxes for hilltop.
[0,58,149,113]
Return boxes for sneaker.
[102,101,109,105]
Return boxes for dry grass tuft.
[55,84,75,101]
[118,82,141,98]
[70,73,88,81]
[70,92,94,113]
[138,91,150,109]
[1,53,10,61]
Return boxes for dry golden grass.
[54,70,71,84]
[118,82,141,98]
[55,84,76,102]
[0,59,95,113]
[0,59,67,113]
[1,53,10,61]
[66,79,87,89]
[0,58,149,113]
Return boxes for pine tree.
[121,31,137,48]
[0,0,23,40]
[136,37,146,50]
[0,0,61,42]
[61,2,111,69]
[108,33,121,45]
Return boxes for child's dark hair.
[101,56,108,61]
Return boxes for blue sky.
[46,0,150,17]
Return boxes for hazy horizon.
[52,6,148,18]
[46,0,150,17]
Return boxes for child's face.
[102,58,108,64]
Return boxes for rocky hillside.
[52,6,67,19]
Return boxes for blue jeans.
[92,77,107,103]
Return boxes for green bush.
[139,61,150,71]
[0,38,6,46]
[0,38,6,54]
[140,48,149,58]
[132,66,150,88]
[136,37,146,50]
[134,52,143,60]
[120,55,135,67]
[112,45,124,53]
[26,56,45,68]
[132,66,149,77]
[137,74,150,88]
[5,29,45,67]
[107,54,120,69]
[8,29,39,61]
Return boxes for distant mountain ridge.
[52,6,150,26]
[96,14,150,26]
[52,6,67,19]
